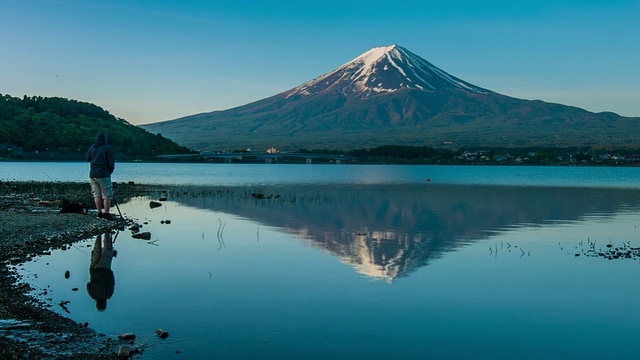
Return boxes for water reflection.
[86,230,116,311]
[155,184,640,281]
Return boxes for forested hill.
[0,94,192,157]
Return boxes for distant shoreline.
[1,158,639,167]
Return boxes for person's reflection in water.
[86,230,116,311]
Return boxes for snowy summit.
[287,44,490,98]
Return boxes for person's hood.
[94,132,108,146]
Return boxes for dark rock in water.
[132,232,151,240]
[149,201,162,209]
[155,329,169,339]
[129,224,141,233]
[71,288,78,291]
[118,333,136,340]
[164,220,171,224]
[117,344,132,357]
[64,270,70,279]
[159,197,168,201]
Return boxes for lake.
[4,162,640,359]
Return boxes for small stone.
[118,333,136,340]
[132,232,151,240]
[64,270,70,279]
[71,288,79,291]
[149,201,162,209]
[155,329,169,339]
[164,220,171,224]
[117,344,131,358]
[159,197,167,201]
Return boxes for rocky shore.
[0,182,147,359]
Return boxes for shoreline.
[0,182,151,359]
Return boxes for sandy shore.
[0,181,148,359]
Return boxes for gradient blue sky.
[1,0,639,125]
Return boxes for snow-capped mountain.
[286,45,489,98]
[142,45,639,151]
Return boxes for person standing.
[85,131,116,220]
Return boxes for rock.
[117,344,131,358]
[118,333,136,340]
[155,329,169,339]
[71,288,78,291]
[159,197,168,201]
[149,201,162,209]
[129,224,141,232]
[132,232,151,240]
[64,270,70,279]
[164,220,171,224]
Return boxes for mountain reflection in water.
[153,184,640,281]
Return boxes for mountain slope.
[142,45,640,150]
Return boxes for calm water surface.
[2,161,640,187]
[5,162,640,359]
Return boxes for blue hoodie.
[85,132,115,178]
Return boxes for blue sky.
[1,0,639,125]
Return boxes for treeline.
[295,145,640,165]
[0,94,193,157]
[296,145,453,164]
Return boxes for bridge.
[157,152,359,164]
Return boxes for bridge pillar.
[306,158,312,164]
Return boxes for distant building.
[266,148,277,154]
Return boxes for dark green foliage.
[0,94,193,156]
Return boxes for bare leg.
[94,234,103,249]
[103,198,111,214]
[94,197,103,214]
[103,232,112,247]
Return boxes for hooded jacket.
[85,132,115,178]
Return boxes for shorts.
[90,247,114,269]
[90,177,113,199]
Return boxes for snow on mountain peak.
[287,45,489,98]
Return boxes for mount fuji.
[142,45,640,150]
